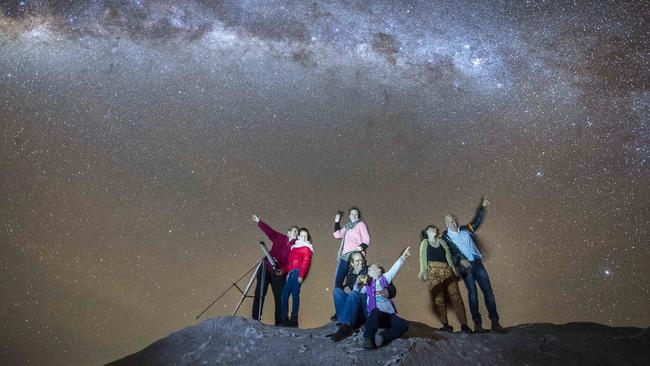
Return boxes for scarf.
[291,239,314,252]
[337,219,361,259]
[365,275,395,313]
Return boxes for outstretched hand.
[251,215,260,223]
[335,212,341,223]
[481,197,489,207]
[402,247,411,258]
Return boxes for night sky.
[1,1,649,365]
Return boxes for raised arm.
[384,247,411,283]
[467,197,488,233]
[255,217,283,242]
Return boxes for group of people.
[250,197,506,350]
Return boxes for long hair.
[421,225,438,240]
[298,227,312,242]
[347,251,366,269]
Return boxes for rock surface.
[108,317,649,366]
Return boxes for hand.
[460,259,471,268]
[402,247,411,258]
[377,289,389,297]
[335,212,341,223]
[251,214,260,223]
[418,272,427,281]
[481,197,489,207]
[344,287,352,294]
[298,277,303,284]
[353,245,364,252]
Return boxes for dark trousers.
[364,308,409,343]
[251,265,285,325]
[462,259,499,325]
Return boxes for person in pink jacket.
[332,207,371,320]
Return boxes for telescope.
[258,241,279,273]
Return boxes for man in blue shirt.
[442,197,506,333]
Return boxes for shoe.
[363,337,376,349]
[491,320,507,333]
[287,316,299,328]
[374,334,385,348]
[332,324,352,342]
[439,323,454,333]
[474,324,490,333]
[460,324,473,333]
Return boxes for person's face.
[445,215,458,231]
[287,227,299,240]
[350,254,364,271]
[368,264,382,279]
[349,209,359,223]
[298,230,309,242]
[426,227,437,238]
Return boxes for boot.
[491,320,507,333]
[332,324,353,342]
[363,337,376,349]
[460,324,473,333]
[439,323,454,333]
[474,323,490,333]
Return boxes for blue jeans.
[334,258,348,289]
[364,308,409,343]
[462,259,499,325]
[280,269,302,321]
[333,288,368,327]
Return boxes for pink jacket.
[333,221,371,256]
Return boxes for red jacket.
[285,242,314,280]
[258,221,294,274]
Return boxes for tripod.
[195,257,267,321]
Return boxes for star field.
[1,1,649,365]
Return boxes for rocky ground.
[108,316,649,366]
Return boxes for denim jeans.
[363,308,409,343]
[333,288,368,327]
[334,258,348,289]
[280,269,302,321]
[462,259,499,325]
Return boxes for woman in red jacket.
[280,228,314,327]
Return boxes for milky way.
[1,1,649,365]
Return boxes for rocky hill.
[108,316,649,365]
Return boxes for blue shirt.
[447,228,482,261]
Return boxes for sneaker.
[460,324,473,333]
[439,324,454,333]
[491,320,507,334]
[374,334,385,348]
[363,337,376,349]
[332,324,353,342]
[474,324,490,333]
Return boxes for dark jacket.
[442,204,486,271]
